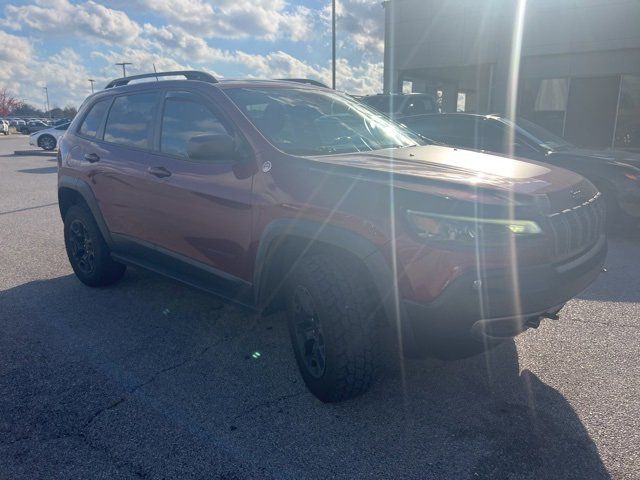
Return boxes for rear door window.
[78,99,109,138]
[104,92,160,149]
[160,97,230,158]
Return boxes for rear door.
[143,90,255,281]
[86,91,163,243]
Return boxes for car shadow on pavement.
[577,232,640,303]
[0,270,611,480]
[16,167,58,174]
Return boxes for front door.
[144,90,255,282]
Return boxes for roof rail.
[277,78,329,88]
[105,70,218,89]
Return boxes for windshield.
[512,117,574,151]
[224,87,423,155]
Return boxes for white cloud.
[138,0,314,41]
[5,0,141,44]
[227,51,382,94]
[322,0,385,55]
[92,33,383,95]
[0,30,33,95]
[0,35,93,108]
[91,46,222,81]
[141,24,229,63]
[0,1,385,107]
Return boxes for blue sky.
[0,0,384,109]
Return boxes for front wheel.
[38,134,56,151]
[64,205,126,287]
[285,255,379,402]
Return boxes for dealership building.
[382,0,640,150]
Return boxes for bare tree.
[0,88,21,116]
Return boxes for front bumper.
[402,235,607,345]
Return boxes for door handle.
[148,166,172,178]
[84,153,100,163]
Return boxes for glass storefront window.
[614,75,640,150]
[456,92,466,112]
[518,78,569,137]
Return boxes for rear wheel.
[285,255,379,402]
[64,205,126,287]
[38,134,56,151]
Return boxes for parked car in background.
[401,113,640,226]
[20,120,49,135]
[58,70,606,402]
[361,93,438,118]
[51,118,71,126]
[29,122,69,150]
[0,119,9,135]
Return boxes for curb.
[14,150,57,157]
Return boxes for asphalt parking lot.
[1,135,639,480]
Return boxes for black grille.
[547,192,605,262]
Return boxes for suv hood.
[308,145,584,196]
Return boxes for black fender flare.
[253,218,400,326]
[58,175,114,247]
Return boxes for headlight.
[406,209,542,244]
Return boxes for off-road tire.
[64,204,126,287]
[286,255,379,402]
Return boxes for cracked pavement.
[1,136,639,479]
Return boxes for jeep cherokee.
[58,71,607,402]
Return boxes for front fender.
[253,218,400,326]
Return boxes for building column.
[382,1,397,93]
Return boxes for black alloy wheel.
[68,219,96,276]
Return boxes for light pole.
[88,79,95,93]
[332,0,336,90]
[42,86,50,119]
[115,62,132,78]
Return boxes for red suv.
[58,71,606,402]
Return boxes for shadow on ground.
[16,166,58,174]
[577,231,640,303]
[0,269,610,479]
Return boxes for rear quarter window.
[78,99,110,138]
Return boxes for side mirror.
[187,134,235,161]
